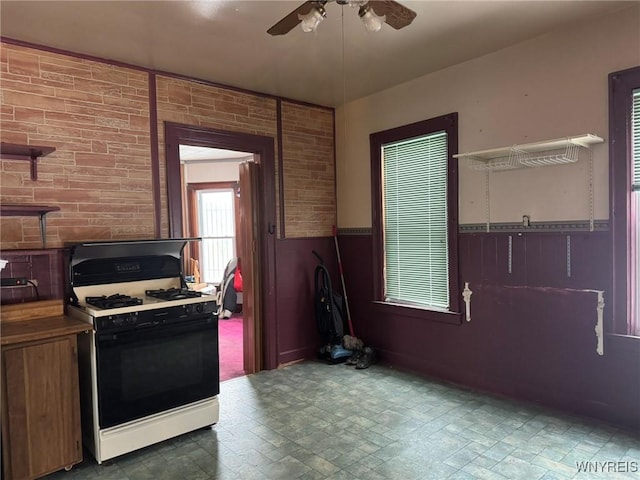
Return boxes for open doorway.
[164,122,278,375]
[181,146,249,382]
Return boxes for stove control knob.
[184,304,194,315]
[195,304,204,314]
[112,316,124,326]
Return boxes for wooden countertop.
[1,300,90,346]
[1,315,90,346]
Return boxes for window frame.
[610,66,640,336]
[370,112,461,324]
[186,181,240,283]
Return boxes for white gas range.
[66,239,219,464]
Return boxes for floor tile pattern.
[46,361,640,479]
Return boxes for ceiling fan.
[267,0,417,35]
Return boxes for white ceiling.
[0,1,633,107]
[179,145,253,161]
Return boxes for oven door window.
[96,317,219,429]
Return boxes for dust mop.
[332,226,364,352]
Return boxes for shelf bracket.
[462,282,472,322]
[29,152,39,181]
[39,211,48,247]
[1,205,60,248]
[594,291,604,356]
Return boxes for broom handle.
[333,225,355,337]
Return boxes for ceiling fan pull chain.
[341,3,349,176]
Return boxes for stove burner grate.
[145,288,202,301]
[86,294,143,309]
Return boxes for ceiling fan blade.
[368,0,417,30]
[267,1,321,36]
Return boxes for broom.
[333,226,363,351]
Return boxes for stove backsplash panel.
[71,255,181,287]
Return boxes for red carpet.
[219,314,245,382]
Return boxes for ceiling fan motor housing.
[337,0,370,5]
[267,0,416,36]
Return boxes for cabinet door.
[3,336,82,479]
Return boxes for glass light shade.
[359,6,385,32]
[299,7,326,33]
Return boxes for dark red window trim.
[610,66,640,336]
[370,112,461,324]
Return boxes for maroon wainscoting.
[458,232,611,291]
[338,231,640,431]
[333,234,375,345]
[274,236,340,365]
[0,249,65,304]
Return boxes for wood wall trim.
[149,73,161,238]
[277,100,285,239]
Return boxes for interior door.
[238,160,262,374]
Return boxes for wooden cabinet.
[1,301,87,480]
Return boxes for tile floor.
[47,361,639,480]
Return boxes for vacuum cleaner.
[312,251,352,363]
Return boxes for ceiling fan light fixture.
[359,4,385,32]
[299,6,326,33]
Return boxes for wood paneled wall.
[0,41,336,249]
[155,76,279,238]
[281,102,335,238]
[1,43,152,248]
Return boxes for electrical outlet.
[1,277,29,287]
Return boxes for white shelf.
[454,134,604,171]
[456,134,604,233]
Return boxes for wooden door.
[238,160,262,374]
[2,336,82,479]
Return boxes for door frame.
[164,122,278,371]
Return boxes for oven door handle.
[135,320,162,328]
[96,316,215,345]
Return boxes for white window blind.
[633,89,640,190]
[382,131,449,309]
[633,89,640,335]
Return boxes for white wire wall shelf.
[454,134,604,171]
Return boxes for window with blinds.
[633,89,640,190]
[632,88,640,335]
[610,67,640,336]
[381,131,450,309]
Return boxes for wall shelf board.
[454,134,604,162]
[455,134,604,232]
[0,142,56,180]
[1,205,60,248]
